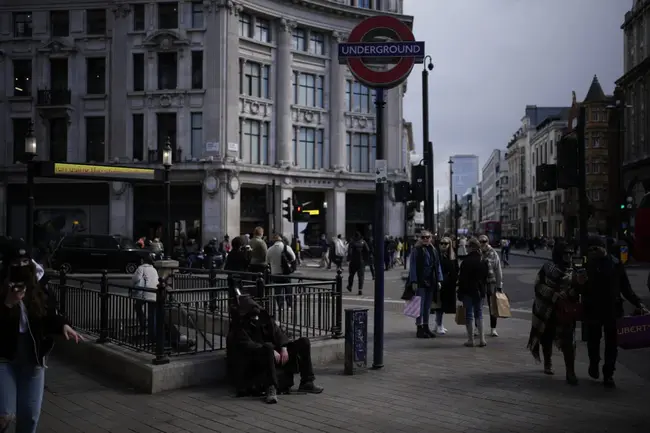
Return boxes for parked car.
[51,234,152,274]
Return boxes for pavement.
[38,308,650,432]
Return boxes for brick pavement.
[37,312,649,433]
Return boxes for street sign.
[375,159,387,183]
[338,15,424,88]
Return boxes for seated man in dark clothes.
[227,295,323,404]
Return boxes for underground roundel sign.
[338,15,424,89]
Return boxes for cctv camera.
[427,63,434,71]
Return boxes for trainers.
[490,329,499,337]
[603,377,616,389]
[436,326,447,335]
[265,386,278,404]
[473,328,479,337]
[298,381,324,394]
[588,363,600,380]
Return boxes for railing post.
[97,270,109,344]
[153,277,170,365]
[58,268,68,316]
[255,273,268,311]
[264,263,271,284]
[333,269,343,338]
[208,267,217,311]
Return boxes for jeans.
[0,335,45,433]
[435,310,444,327]
[463,295,484,326]
[415,287,434,326]
[347,261,365,293]
[587,319,618,378]
[134,300,157,343]
[274,282,293,311]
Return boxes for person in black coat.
[583,236,648,388]
[457,238,489,347]
[0,239,83,433]
[226,296,323,404]
[346,232,370,295]
[432,236,458,335]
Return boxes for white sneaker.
[473,328,479,337]
[436,325,447,335]
[490,329,499,337]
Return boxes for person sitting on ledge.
[227,295,323,404]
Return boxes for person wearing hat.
[0,239,83,433]
[582,235,648,388]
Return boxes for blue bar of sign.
[338,41,425,62]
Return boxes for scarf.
[527,262,578,361]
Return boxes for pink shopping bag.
[403,296,421,318]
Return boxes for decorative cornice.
[278,18,297,33]
[332,31,348,43]
[111,2,131,18]
[203,0,242,14]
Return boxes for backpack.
[280,244,296,275]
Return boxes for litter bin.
[344,308,368,375]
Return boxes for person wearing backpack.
[346,232,370,296]
[267,234,297,314]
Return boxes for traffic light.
[282,197,292,222]
[455,203,462,219]
[406,201,417,221]
[293,203,303,221]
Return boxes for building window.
[346,80,375,113]
[593,136,601,148]
[132,113,144,161]
[12,59,32,96]
[293,73,324,107]
[133,53,145,91]
[86,58,106,94]
[357,0,371,7]
[13,12,32,38]
[157,52,177,90]
[12,118,31,163]
[239,13,252,37]
[157,113,177,159]
[86,9,106,35]
[50,58,68,90]
[191,1,204,28]
[133,4,145,31]
[254,18,270,42]
[50,10,69,37]
[346,132,376,173]
[309,32,325,55]
[240,119,268,165]
[293,127,324,169]
[190,113,203,158]
[191,51,203,89]
[241,62,270,98]
[292,28,306,51]
[158,2,178,29]
[85,117,106,163]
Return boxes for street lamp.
[448,157,454,234]
[24,122,37,249]
[162,137,173,260]
[422,55,435,231]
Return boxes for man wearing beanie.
[582,235,648,388]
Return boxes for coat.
[457,250,489,300]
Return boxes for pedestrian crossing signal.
[282,198,292,222]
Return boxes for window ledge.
[291,104,326,112]
[76,34,109,41]
[240,37,276,49]
[8,96,33,101]
[188,89,206,95]
[186,28,206,34]
[82,94,107,100]
[292,50,328,59]
[127,30,147,36]
[344,111,376,116]
[240,95,273,103]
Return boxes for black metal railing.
[47,268,343,364]
[36,88,72,106]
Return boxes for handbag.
[403,296,421,318]
[490,291,512,318]
[556,298,582,325]
[617,313,650,349]
[455,304,466,325]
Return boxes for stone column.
[110,4,130,160]
[325,189,346,238]
[329,32,347,170]
[109,182,134,238]
[0,182,6,235]
[223,3,241,160]
[275,19,295,167]
[202,181,222,245]
[202,5,220,159]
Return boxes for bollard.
[152,277,170,365]
[344,308,368,375]
[333,269,343,338]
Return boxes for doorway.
[49,117,68,162]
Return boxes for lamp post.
[448,157,453,234]
[162,138,173,260]
[422,56,435,231]
[24,122,37,249]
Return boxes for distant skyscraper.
[450,155,479,200]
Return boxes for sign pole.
[373,88,386,370]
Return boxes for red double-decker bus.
[479,220,502,247]
[633,192,650,262]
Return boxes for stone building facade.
[0,0,411,245]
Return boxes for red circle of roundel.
[347,15,416,88]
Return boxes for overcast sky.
[402,0,633,207]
